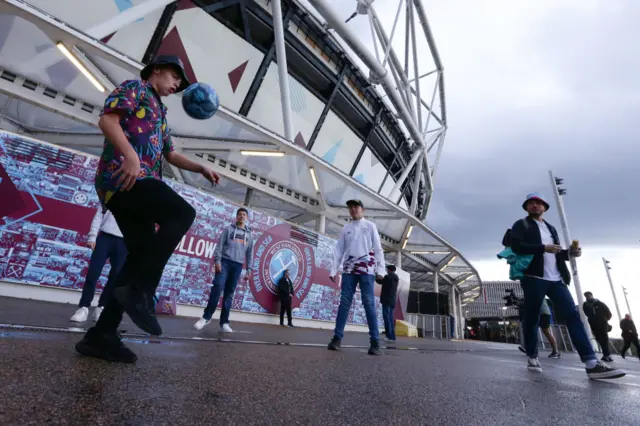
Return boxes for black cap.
[346,199,364,208]
[386,264,397,272]
[140,55,191,93]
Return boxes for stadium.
[0,0,482,334]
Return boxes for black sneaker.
[75,327,137,363]
[114,285,162,336]
[518,346,526,354]
[548,352,561,359]
[601,356,614,363]
[368,339,382,356]
[586,362,625,380]
[327,337,341,351]
[288,324,294,328]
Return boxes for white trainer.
[93,306,104,321]
[221,323,233,333]
[194,318,210,330]
[70,307,89,322]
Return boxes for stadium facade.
[0,0,482,336]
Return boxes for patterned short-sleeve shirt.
[95,79,174,207]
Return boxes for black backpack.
[502,219,529,248]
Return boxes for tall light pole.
[602,258,622,322]
[622,287,632,320]
[549,171,595,348]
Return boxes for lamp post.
[602,258,622,323]
[622,287,632,320]
[549,171,596,349]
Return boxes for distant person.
[71,210,126,323]
[376,264,399,343]
[510,192,623,379]
[620,314,640,360]
[327,199,385,356]
[195,208,254,333]
[582,292,613,362]
[278,269,294,327]
[518,298,560,359]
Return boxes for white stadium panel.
[25,0,133,29]
[310,110,363,175]
[350,147,387,193]
[0,15,107,106]
[247,63,324,148]
[380,177,405,209]
[164,6,265,112]
[102,10,164,61]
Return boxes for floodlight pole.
[549,170,596,349]
[602,257,622,323]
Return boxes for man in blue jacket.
[511,192,624,379]
[195,208,254,332]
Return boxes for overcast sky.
[321,0,640,324]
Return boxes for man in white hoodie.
[70,209,126,322]
[328,200,385,355]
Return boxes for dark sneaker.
[114,285,162,336]
[75,327,137,363]
[586,362,625,380]
[548,352,561,359]
[527,357,542,372]
[368,339,382,356]
[288,324,294,328]
[518,346,526,354]
[601,356,614,363]
[327,337,341,351]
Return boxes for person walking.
[510,192,624,379]
[582,292,614,362]
[377,264,399,343]
[518,298,561,359]
[327,199,385,356]
[620,314,640,360]
[278,269,294,327]
[75,55,219,363]
[195,208,253,333]
[70,209,126,323]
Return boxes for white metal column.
[450,286,458,338]
[316,215,326,234]
[86,0,175,39]
[272,0,294,141]
[457,290,464,339]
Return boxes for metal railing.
[405,313,451,339]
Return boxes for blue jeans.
[382,304,396,340]
[78,233,127,308]
[520,276,596,362]
[203,258,243,324]
[333,274,379,342]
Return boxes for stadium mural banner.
[0,131,406,325]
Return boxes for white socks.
[585,359,598,369]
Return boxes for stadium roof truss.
[0,0,481,300]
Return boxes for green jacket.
[497,248,533,281]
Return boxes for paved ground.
[1,297,639,425]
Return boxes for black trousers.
[280,296,292,325]
[94,179,195,333]
[591,326,611,357]
[622,336,640,357]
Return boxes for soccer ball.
[182,82,219,120]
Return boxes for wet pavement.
[1,296,640,425]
